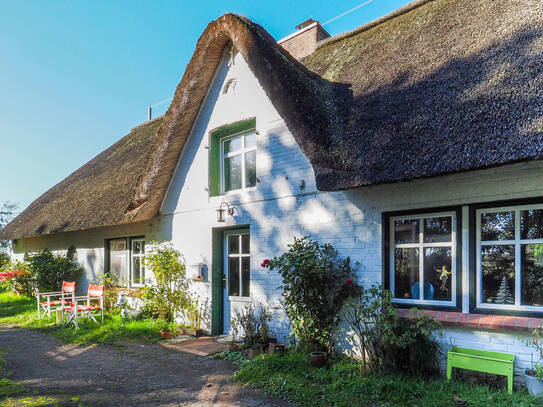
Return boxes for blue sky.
[0,0,411,212]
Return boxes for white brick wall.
[13,47,543,379]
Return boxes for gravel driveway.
[0,326,290,407]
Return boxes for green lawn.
[233,350,542,407]
[0,292,175,345]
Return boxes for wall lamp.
[216,202,234,223]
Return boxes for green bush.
[231,304,272,349]
[263,236,360,351]
[344,285,441,378]
[141,242,189,322]
[24,249,83,293]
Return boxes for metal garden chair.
[37,281,76,319]
[62,284,104,329]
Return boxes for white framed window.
[390,212,457,306]
[224,231,250,298]
[130,238,145,287]
[476,204,543,312]
[107,237,145,287]
[220,131,256,193]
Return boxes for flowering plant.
[262,236,360,351]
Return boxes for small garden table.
[447,346,515,394]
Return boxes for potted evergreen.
[524,326,543,397]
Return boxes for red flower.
[347,278,353,285]
[261,259,270,268]
[196,275,201,279]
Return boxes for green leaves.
[267,236,361,351]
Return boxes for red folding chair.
[37,281,76,319]
[62,284,104,329]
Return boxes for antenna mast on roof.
[147,97,173,121]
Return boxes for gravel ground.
[0,326,291,407]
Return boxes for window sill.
[397,309,543,332]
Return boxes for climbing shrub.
[262,236,360,351]
[142,243,190,322]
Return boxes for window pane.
[481,245,515,304]
[228,235,239,254]
[224,136,242,154]
[481,211,515,241]
[132,240,144,254]
[132,257,143,285]
[423,217,452,243]
[245,150,256,188]
[394,219,419,244]
[423,247,452,301]
[241,257,250,297]
[241,234,250,254]
[521,209,543,240]
[228,257,240,296]
[109,239,128,284]
[394,248,419,299]
[244,132,256,148]
[521,244,543,306]
[224,154,242,191]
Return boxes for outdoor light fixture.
[216,201,234,223]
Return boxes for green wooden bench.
[447,347,515,394]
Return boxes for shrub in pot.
[523,326,543,397]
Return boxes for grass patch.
[0,292,175,345]
[234,350,542,407]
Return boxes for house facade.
[2,0,543,381]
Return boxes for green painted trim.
[209,118,256,197]
[211,229,223,335]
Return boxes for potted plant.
[524,326,543,397]
[181,297,204,337]
[157,319,172,340]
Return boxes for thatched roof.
[3,0,543,239]
[0,118,163,239]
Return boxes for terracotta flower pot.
[227,343,239,351]
[160,329,172,340]
[249,348,262,359]
[309,351,327,368]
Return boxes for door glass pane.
[394,219,419,244]
[241,234,250,254]
[394,248,419,299]
[109,239,128,284]
[481,211,515,241]
[521,209,543,240]
[224,136,242,154]
[423,247,452,301]
[228,257,240,296]
[245,150,256,188]
[228,235,239,254]
[423,217,452,243]
[481,245,515,304]
[244,132,256,148]
[241,257,250,297]
[224,154,242,191]
[521,244,543,306]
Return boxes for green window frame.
[209,118,256,196]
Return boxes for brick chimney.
[278,18,330,60]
